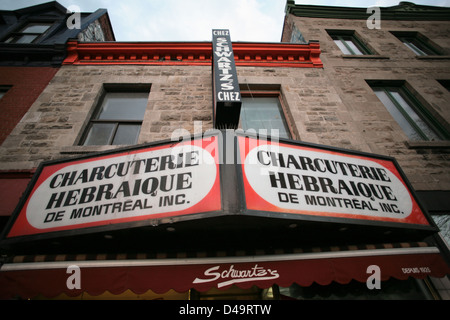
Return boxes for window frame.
[437,80,450,92]
[3,21,54,44]
[80,84,151,146]
[239,90,293,140]
[0,86,11,100]
[390,31,442,56]
[368,81,449,142]
[326,30,372,55]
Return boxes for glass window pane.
[334,39,352,55]
[432,215,450,247]
[97,92,148,120]
[373,89,422,141]
[112,124,141,145]
[345,40,364,55]
[402,41,427,56]
[240,97,290,139]
[389,89,440,141]
[21,24,51,34]
[16,35,38,44]
[83,123,115,145]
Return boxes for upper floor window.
[437,80,450,92]
[390,31,441,56]
[4,22,53,44]
[369,81,449,141]
[0,86,10,100]
[326,30,371,55]
[81,86,150,146]
[240,94,291,139]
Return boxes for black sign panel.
[212,29,242,129]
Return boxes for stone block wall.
[0,64,346,171]
[282,15,450,191]
[0,29,449,191]
[0,65,214,170]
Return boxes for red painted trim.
[63,41,323,68]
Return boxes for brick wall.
[0,65,214,170]
[0,66,59,145]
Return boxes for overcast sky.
[1,0,449,42]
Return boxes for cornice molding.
[286,1,450,21]
[0,43,66,67]
[63,40,323,68]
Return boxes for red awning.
[1,246,449,299]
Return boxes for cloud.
[2,0,449,43]
[111,0,285,42]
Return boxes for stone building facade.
[0,2,449,301]
[282,1,450,192]
[281,1,450,299]
[4,2,447,194]
[282,2,450,250]
[0,1,115,220]
[2,2,449,219]
[0,1,115,145]
[0,40,323,170]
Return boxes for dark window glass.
[112,124,142,145]
[0,86,11,99]
[96,93,148,121]
[82,91,148,146]
[4,23,52,44]
[240,96,291,139]
[21,24,51,33]
[327,30,371,55]
[83,123,116,146]
[391,32,440,56]
[370,84,447,141]
[437,80,450,92]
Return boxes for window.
[81,87,149,146]
[391,31,441,56]
[0,87,10,99]
[437,80,450,92]
[240,94,291,139]
[327,30,371,55]
[4,22,53,44]
[369,82,448,141]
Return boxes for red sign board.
[6,135,221,238]
[237,135,432,227]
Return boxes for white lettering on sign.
[218,91,240,101]
[244,144,414,220]
[402,267,431,274]
[213,30,229,36]
[215,36,235,92]
[212,29,241,108]
[193,264,279,288]
[26,144,217,230]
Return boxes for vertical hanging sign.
[212,29,242,129]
